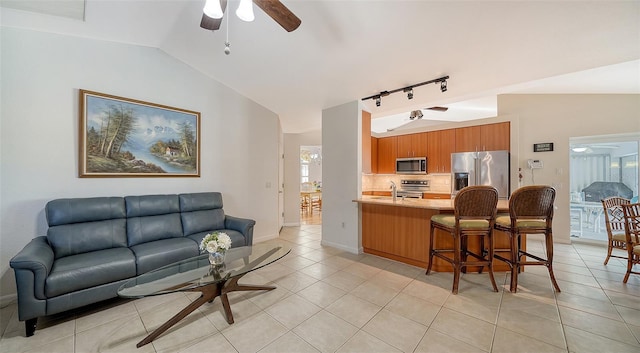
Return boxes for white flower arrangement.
[199,232,232,253]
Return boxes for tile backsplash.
[362,174,451,194]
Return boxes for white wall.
[283,131,321,225]
[498,94,640,243]
[0,28,281,300]
[321,101,361,253]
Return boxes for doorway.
[300,145,322,225]
[569,135,639,241]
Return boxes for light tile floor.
[1,225,639,353]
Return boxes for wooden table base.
[136,274,275,348]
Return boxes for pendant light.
[236,0,255,22]
[203,0,223,19]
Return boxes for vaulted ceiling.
[2,0,639,133]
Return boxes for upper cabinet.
[427,129,456,173]
[455,122,510,152]
[481,122,510,151]
[377,136,398,174]
[371,136,378,173]
[455,125,481,152]
[362,110,373,173]
[397,133,428,158]
[368,121,510,175]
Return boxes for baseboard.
[283,222,301,227]
[0,293,17,309]
[320,239,359,254]
[253,233,279,244]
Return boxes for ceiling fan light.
[409,110,423,120]
[203,0,224,19]
[236,0,255,22]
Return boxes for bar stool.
[426,185,499,294]
[494,185,561,293]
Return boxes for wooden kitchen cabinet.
[362,110,373,173]
[455,125,481,152]
[422,193,451,199]
[397,133,428,158]
[481,122,510,151]
[377,136,397,174]
[427,129,455,173]
[357,199,517,271]
[372,191,392,196]
[371,136,378,173]
[455,122,510,152]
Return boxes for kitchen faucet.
[390,181,397,202]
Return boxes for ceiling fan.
[200,0,302,32]
[386,107,448,131]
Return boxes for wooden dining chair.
[494,185,560,293]
[426,185,499,294]
[601,197,631,265]
[621,202,640,283]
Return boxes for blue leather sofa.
[9,192,255,337]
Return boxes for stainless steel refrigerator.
[451,150,510,199]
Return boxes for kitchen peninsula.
[354,196,516,272]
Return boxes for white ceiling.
[2,0,639,133]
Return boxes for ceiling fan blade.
[426,106,448,112]
[200,0,228,31]
[253,0,301,32]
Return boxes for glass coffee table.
[118,243,291,348]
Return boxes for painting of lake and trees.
[79,90,200,177]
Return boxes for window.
[570,137,639,240]
[301,163,309,183]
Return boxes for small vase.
[208,251,226,265]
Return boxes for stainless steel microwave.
[396,157,427,174]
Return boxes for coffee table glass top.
[118,243,291,298]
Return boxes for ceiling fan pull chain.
[224,9,231,55]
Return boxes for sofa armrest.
[225,215,256,246]
[10,236,54,300]
[10,236,54,322]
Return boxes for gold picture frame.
[79,89,201,177]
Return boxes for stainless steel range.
[397,180,430,199]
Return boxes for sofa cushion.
[46,197,128,259]
[181,209,225,237]
[127,213,184,247]
[45,247,136,297]
[48,219,128,259]
[130,238,199,275]
[125,194,180,218]
[187,229,247,249]
[179,192,223,212]
[46,197,125,226]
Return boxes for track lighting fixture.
[361,75,449,106]
[404,87,413,100]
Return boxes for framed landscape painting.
[79,89,201,177]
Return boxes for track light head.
[404,87,413,100]
[375,96,381,107]
[440,80,447,92]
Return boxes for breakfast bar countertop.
[354,195,510,212]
